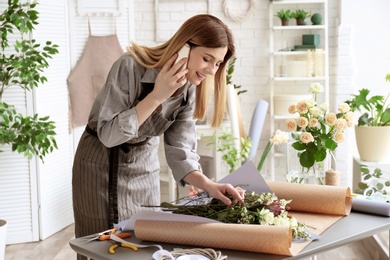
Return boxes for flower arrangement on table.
[162,189,313,240]
[285,83,354,179]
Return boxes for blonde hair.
[127,14,235,127]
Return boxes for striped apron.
[72,83,189,243]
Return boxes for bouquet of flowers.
[161,190,312,240]
[285,83,354,170]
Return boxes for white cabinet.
[268,0,329,181]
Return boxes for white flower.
[270,130,289,145]
[320,103,328,112]
[258,208,274,225]
[338,103,351,113]
[305,99,316,108]
[273,215,290,227]
[309,83,324,94]
[309,106,322,118]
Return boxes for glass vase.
[286,142,329,185]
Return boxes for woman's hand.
[150,54,189,104]
[206,183,246,206]
[183,171,245,206]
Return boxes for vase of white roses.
[285,83,354,184]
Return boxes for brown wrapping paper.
[135,221,292,256]
[268,182,352,215]
[134,182,353,256]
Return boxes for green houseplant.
[292,9,310,25]
[209,127,251,173]
[344,74,390,162]
[275,9,292,26]
[0,0,59,161]
[356,164,390,195]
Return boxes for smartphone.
[174,43,190,67]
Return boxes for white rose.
[309,83,324,94]
[309,107,322,118]
[271,130,289,144]
[305,99,316,108]
[320,103,328,112]
[334,118,348,131]
[338,103,351,113]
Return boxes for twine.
[222,0,256,22]
[325,169,340,186]
[159,248,227,260]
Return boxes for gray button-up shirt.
[87,53,201,183]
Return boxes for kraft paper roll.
[267,182,352,215]
[135,220,293,256]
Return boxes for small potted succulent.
[292,9,310,25]
[344,74,390,162]
[275,9,292,26]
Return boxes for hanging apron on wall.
[67,18,124,127]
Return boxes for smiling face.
[186,46,228,86]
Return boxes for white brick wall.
[133,0,358,186]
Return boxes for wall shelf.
[268,0,329,181]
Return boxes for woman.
[72,14,244,248]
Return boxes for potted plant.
[0,0,59,254]
[344,74,390,162]
[292,9,310,25]
[0,0,59,161]
[210,127,251,173]
[275,9,292,26]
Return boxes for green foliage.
[207,127,251,173]
[0,102,57,162]
[292,9,310,19]
[226,57,247,95]
[275,9,293,20]
[344,75,390,126]
[0,0,59,161]
[357,164,390,195]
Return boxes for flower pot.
[281,19,289,26]
[0,219,7,260]
[296,18,306,25]
[355,125,390,162]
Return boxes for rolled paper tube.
[135,220,293,256]
[325,169,340,186]
[226,84,241,151]
[267,182,352,215]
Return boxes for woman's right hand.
[150,54,189,103]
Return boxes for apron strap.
[108,146,119,228]
[88,16,92,35]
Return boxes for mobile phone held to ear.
[174,43,190,66]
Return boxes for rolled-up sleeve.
[91,54,144,147]
[164,88,201,184]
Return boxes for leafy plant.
[275,9,293,20]
[357,164,390,195]
[226,57,247,95]
[0,0,59,161]
[207,127,251,173]
[292,9,310,19]
[344,74,390,126]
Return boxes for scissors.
[87,228,131,242]
[109,241,138,254]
